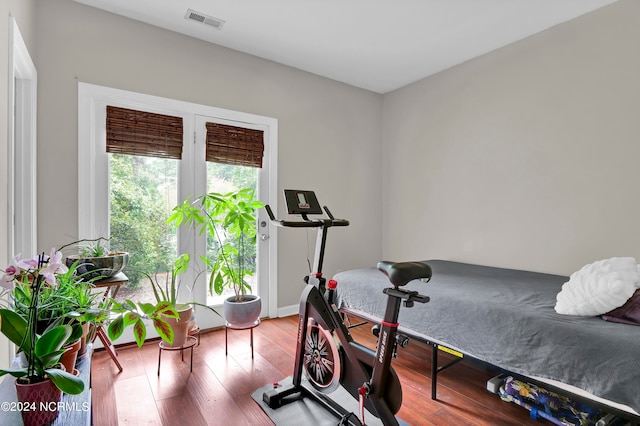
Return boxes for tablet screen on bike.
[284,189,323,215]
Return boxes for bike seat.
[377,261,432,287]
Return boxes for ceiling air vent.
[184,9,225,30]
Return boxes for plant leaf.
[214,272,225,295]
[68,322,84,343]
[122,311,141,326]
[47,368,85,395]
[153,318,174,345]
[133,318,146,348]
[35,325,71,360]
[0,367,28,378]
[156,302,178,318]
[174,254,190,274]
[0,308,29,351]
[122,299,137,310]
[38,349,66,369]
[138,302,156,316]
[107,315,125,341]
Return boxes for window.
[104,106,184,302]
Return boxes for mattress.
[333,260,640,414]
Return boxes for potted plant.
[107,254,218,348]
[0,250,85,426]
[145,253,194,347]
[62,238,130,281]
[169,188,264,327]
[107,293,179,349]
[60,272,104,357]
[52,317,84,376]
[51,272,104,366]
[11,259,103,363]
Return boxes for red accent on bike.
[358,386,367,425]
[313,272,322,277]
[328,279,338,289]
[381,321,399,328]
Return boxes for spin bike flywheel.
[303,320,403,415]
[304,321,342,393]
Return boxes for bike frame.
[293,274,402,425]
[263,208,403,425]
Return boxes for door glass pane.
[109,153,178,304]
[206,162,258,306]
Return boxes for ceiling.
[72,0,618,94]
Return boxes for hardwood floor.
[91,315,544,425]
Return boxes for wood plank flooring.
[91,315,545,425]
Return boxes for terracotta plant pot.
[163,306,193,348]
[15,378,62,426]
[60,339,82,373]
[187,309,197,332]
[78,322,90,358]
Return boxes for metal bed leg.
[431,343,438,400]
[429,342,464,401]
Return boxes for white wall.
[382,0,640,276]
[34,0,383,309]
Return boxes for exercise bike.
[262,190,432,425]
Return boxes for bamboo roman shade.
[106,106,184,160]
[205,122,264,168]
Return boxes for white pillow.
[555,257,640,316]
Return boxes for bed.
[332,260,640,418]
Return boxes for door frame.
[7,17,38,262]
[5,15,37,377]
[78,83,279,332]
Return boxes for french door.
[78,83,277,341]
[190,114,273,327]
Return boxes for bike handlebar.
[264,204,350,228]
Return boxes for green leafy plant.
[58,237,110,258]
[107,298,178,348]
[148,253,222,316]
[11,260,101,330]
[107,254,219,347]
[79,240,108,257]
[0,251,85,395]
[54,262,107,345]
[60,238,130,283]
[147,253,191,309]
[168,188,264,302]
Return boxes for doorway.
[78,83,278,340]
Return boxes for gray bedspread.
[333,260,640,413]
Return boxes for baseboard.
[277,304,299,317]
